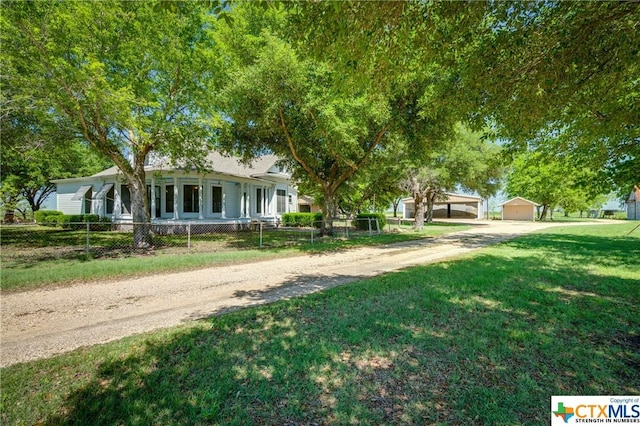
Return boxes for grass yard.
[0,222,466,292]
[1,223,639,425]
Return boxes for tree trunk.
[2,193,17,223]
[3,209,15,223]
[392,198,400,218]
[320,187,337,236]
[425,193,436,224]
[539,204,549,221]
[413,199,425,230]
[122,161,151,249]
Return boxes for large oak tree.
[1,1,217,245]
[284,2,639,195]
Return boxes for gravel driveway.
[0,220,610,367]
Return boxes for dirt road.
[0,220,610,367]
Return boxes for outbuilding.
[627,185,640,220]
[499,197,539,221]
[402,193,483,220]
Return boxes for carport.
[402,193,483,219]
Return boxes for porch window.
[183,184,199,213]
[212,186,223,213]
[256,188,263,214]
[121,185,131,215]
[106,186,115,215]
[277,189,287,213]
[165,185,174,214]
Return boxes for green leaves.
[2,0,217,170]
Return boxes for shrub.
[282,212,323,228]
[58,214,102,230]
[34,210,63,225]
[90,217,112,231]
[353,213,386,231]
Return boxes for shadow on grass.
[21,232,637,426]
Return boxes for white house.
[52,152,298,226]
[627,185,640,220]
[402,193,484,220]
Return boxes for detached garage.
[500,197,539,221]
[627,185,640,220]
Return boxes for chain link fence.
[1,218,382,263]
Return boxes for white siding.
[287,185,298,214]
[224,182,241,218]
[56,181,100,215]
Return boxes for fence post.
[86,221,90,254]
[346,219,349,238]
[311,223,314,244]
[187,223,191,252]
[368,217,372,236]
[375,218,381,235]
[259,221,263,249]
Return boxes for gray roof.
[90,152,285,180]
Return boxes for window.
[106,186,115,214]
[93,184,115,215]
[183,184,199,213]
[147,185,161,217]
[212,186,223,213]
[71,185,91,201]
[121,185,131,214]
[165,185,174,213]
[83,188,92,214]
[277,189,287,213]
[256,188,263,214]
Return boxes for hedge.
[281,212,323,228]
[34,210,63,225]
[56,214,109,230]
[353,213,386,231]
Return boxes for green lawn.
[0,223,467,292]
[1,223,638,425]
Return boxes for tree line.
[2,1,637,240]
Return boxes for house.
[627,185,640,220]
[401,193,484,220]
[499,197,539,221]
[297,195,321,213]
[52,152,298,226]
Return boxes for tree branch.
[279,107,324,185]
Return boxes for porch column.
[173,176,179,220]
[240,183,245,217]
[221,180,226,219]
[150,177,156,220]
[198,176,204,220]
[115,185,122,219]
[245,184,251,218]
